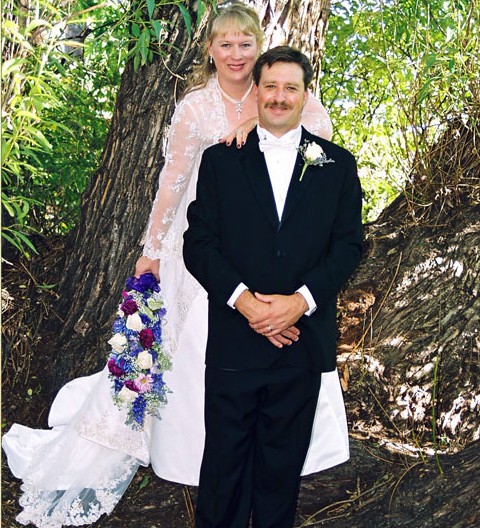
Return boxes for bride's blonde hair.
[185,1,263,94]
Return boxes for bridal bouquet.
[107,273,171,431]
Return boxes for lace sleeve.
[143,99,203,260]
[301,92,333,141]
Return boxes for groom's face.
[255,62,307,138]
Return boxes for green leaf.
[1,58,25,78]
[138,474,150,491]
[31,129,52,150]
[138,30,150,64]
[25,18,53,35]
[15,109,39,120]
[37,283,58,290]
[2,197,16,217]
[1,139,12,164]
[196,0,207,26]
[425,54,437,69]
[1,231,22,252]
[177,3,192,37]
[131,23,141,38]
[151,19,162,41]
[12,230,38,254]
[133,52,140,72]
[147,0,156,20]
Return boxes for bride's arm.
[138,99,202,279]
[301,92,333,140]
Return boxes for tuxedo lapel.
[240,135,280,229]
[280,128,315,228]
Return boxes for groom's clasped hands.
[234,289,308,348]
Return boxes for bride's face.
[209,31,258,85]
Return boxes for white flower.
[108,333,127,352]
[126,312,143,331]
[136,351,154,370]
[298,140,335,181]
[117,308,125,317]
[304,142,325,162]
[118,386,138,404]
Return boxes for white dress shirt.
[227,125,317,316]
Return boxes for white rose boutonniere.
[298,141,334,181]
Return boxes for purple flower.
[139,328,154,349]
[125,273,160,294]
[120,299,138,315]
[125,379,140,393]
[108,357,125,377]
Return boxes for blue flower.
[128,337,143,356]
[125,273,160,294]
[140,312,151,326]
[113,318,126,334]
[132,395,147,427]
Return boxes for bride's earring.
[209,56,213,65]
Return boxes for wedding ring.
[235,129,239,134]
[268,325,273,332]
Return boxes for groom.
[183,46,363,528]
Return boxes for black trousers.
[195,362,322,528]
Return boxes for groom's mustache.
[265,102,292,110]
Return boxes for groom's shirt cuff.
[296,285,317,316]
[227,283,249,309]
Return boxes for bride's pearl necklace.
[217,80,254,119]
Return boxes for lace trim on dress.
[16,455,139,527]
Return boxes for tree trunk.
[335,118,480,451]
[46,0,332,392]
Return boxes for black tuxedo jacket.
[183,127,363,373]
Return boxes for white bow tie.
[258,137,298,153]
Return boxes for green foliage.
[3,0,477,256]
[1,1,123,256]
[322,0,479,222]
[1,0,215,257]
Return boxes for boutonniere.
[298,141,335,181]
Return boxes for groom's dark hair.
[253,46,314,89]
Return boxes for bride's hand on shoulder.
[135,256,160,281]
[219,116,259,148]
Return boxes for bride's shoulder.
[180,77,217,106]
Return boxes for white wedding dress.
[2,77,349,527]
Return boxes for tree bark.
[46,0,332,392]
[296,438,480,527]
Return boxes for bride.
[2,3,349,527]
